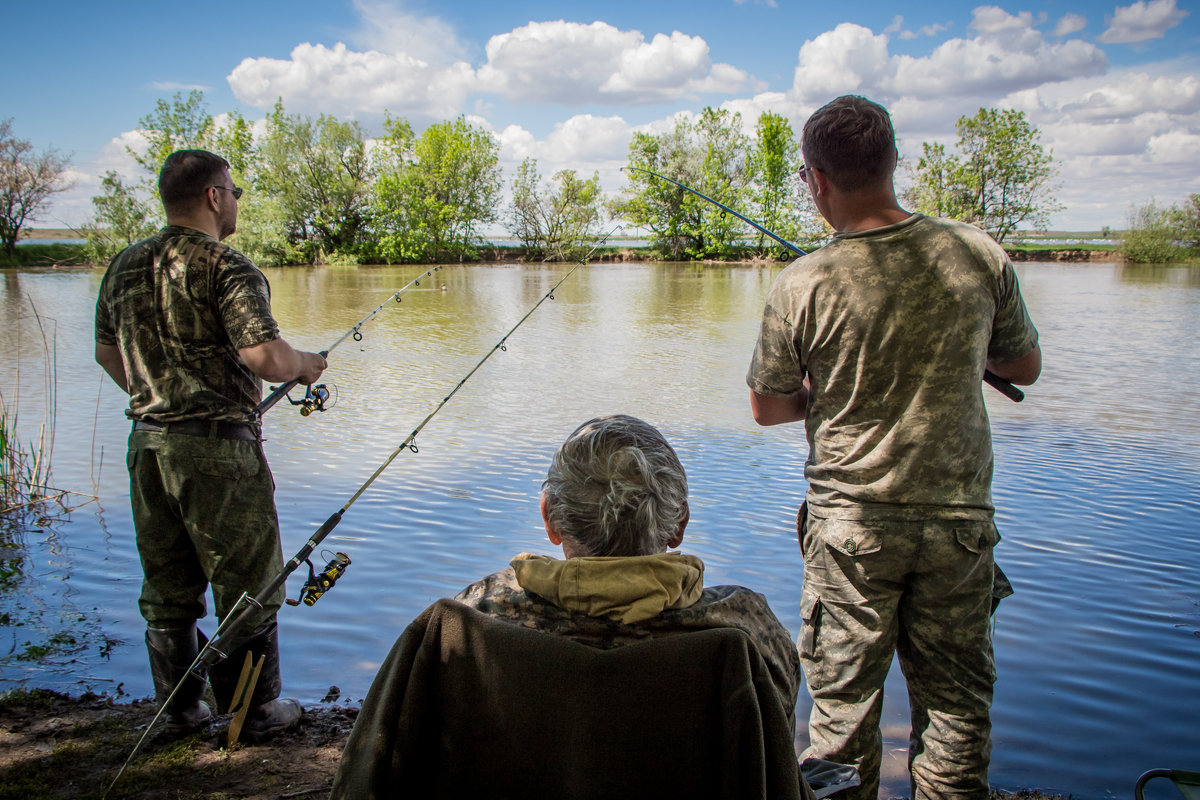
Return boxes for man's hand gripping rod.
[251,265,444,421]
[621,165,1024,402]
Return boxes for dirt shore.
[1,690,1071,800]
[0,690,354,800]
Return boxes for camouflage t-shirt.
[95,225,280,422]
[747,214,1039,521]
[454,565,802,732]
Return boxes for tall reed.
[1,296,60,516]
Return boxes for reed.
[1,296,71,517]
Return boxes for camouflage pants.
[798,509,998,800]
[128,428,284,630]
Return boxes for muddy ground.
[0,690,1070,800]
[0,690,354,799]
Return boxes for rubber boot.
[146,623,212,734]
[209,620,302,741]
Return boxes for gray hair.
[543,415,688,557]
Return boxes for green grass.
[0,244,90,268]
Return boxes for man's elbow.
[749,390,803,426]
[990,346,1042,386]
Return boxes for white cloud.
[350,0,468,64]
[791,24,893,100]
[227,42,475,121]
[887,8,1107,98]
[1061,73,1200,121]
[477,21,755,105]
[1099,0,1189,44]
[497,114,633,165]
[1052,13,1088,37]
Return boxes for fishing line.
[105,226,620,796]
[622,165,1024,402]
[252,265,443,420]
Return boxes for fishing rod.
[622,165,1024,403]
[105,227,621,796]
[251,265,443,421]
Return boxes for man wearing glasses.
[747,96,1041,800]
[95,149,327,739]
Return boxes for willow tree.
[255,100,374,262]
[744,111,827,254]
[907,108,1060,242]
[616,107,750,259]
[372,115,501,263]
[508,159,604,262]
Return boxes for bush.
[1121,201,1181,263]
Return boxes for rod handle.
[984,369,1024,402]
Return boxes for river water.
[1,260,1198,797]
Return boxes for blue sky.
[4,0,1197,230]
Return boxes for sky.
[4,0,1198,232]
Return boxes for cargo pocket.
[953,520,1000,554]
[193,452,260,481]
[798,588,821,662]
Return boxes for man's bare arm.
[95,343,130,394]
[987,345,1042,386]
[239,338,328,385]
[749,388,808,426]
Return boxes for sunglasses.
[209,185,244,200]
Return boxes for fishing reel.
[286,551,352,607]
[283,383,335,416]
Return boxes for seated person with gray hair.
[332,415,820,799]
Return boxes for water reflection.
[0,261,1197,799]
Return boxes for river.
[1,260,1198,797]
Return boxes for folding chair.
[1135,769,1200,800]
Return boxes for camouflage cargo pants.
[798,509,998,800]
[128,428,284,630]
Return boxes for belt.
[133,419,260,441]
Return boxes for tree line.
[19,92,1185,267]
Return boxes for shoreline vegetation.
[5,228,1129,269]
[0,689,1072,800]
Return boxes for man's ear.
[540,492,563,546]
[667,501,689,549]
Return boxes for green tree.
[256,100,374,263]
[80,171,157,265]
[1171,193,1200,251]
[1120,200,1180,263]
[614,121,703,260]
[372,115,501,263]
[507,158,603,262]
[744,111,826,254]
[904,142,973,221]
[695,107,750,258]
[131,90,217,177]
[906,108,1061,242]
[0,119,74,256]
[615,108,751,260]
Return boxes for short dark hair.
[158,150,230,216]
[801,95,897,192]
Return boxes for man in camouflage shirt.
[746,96,1041,800]
[95,149,326,738]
